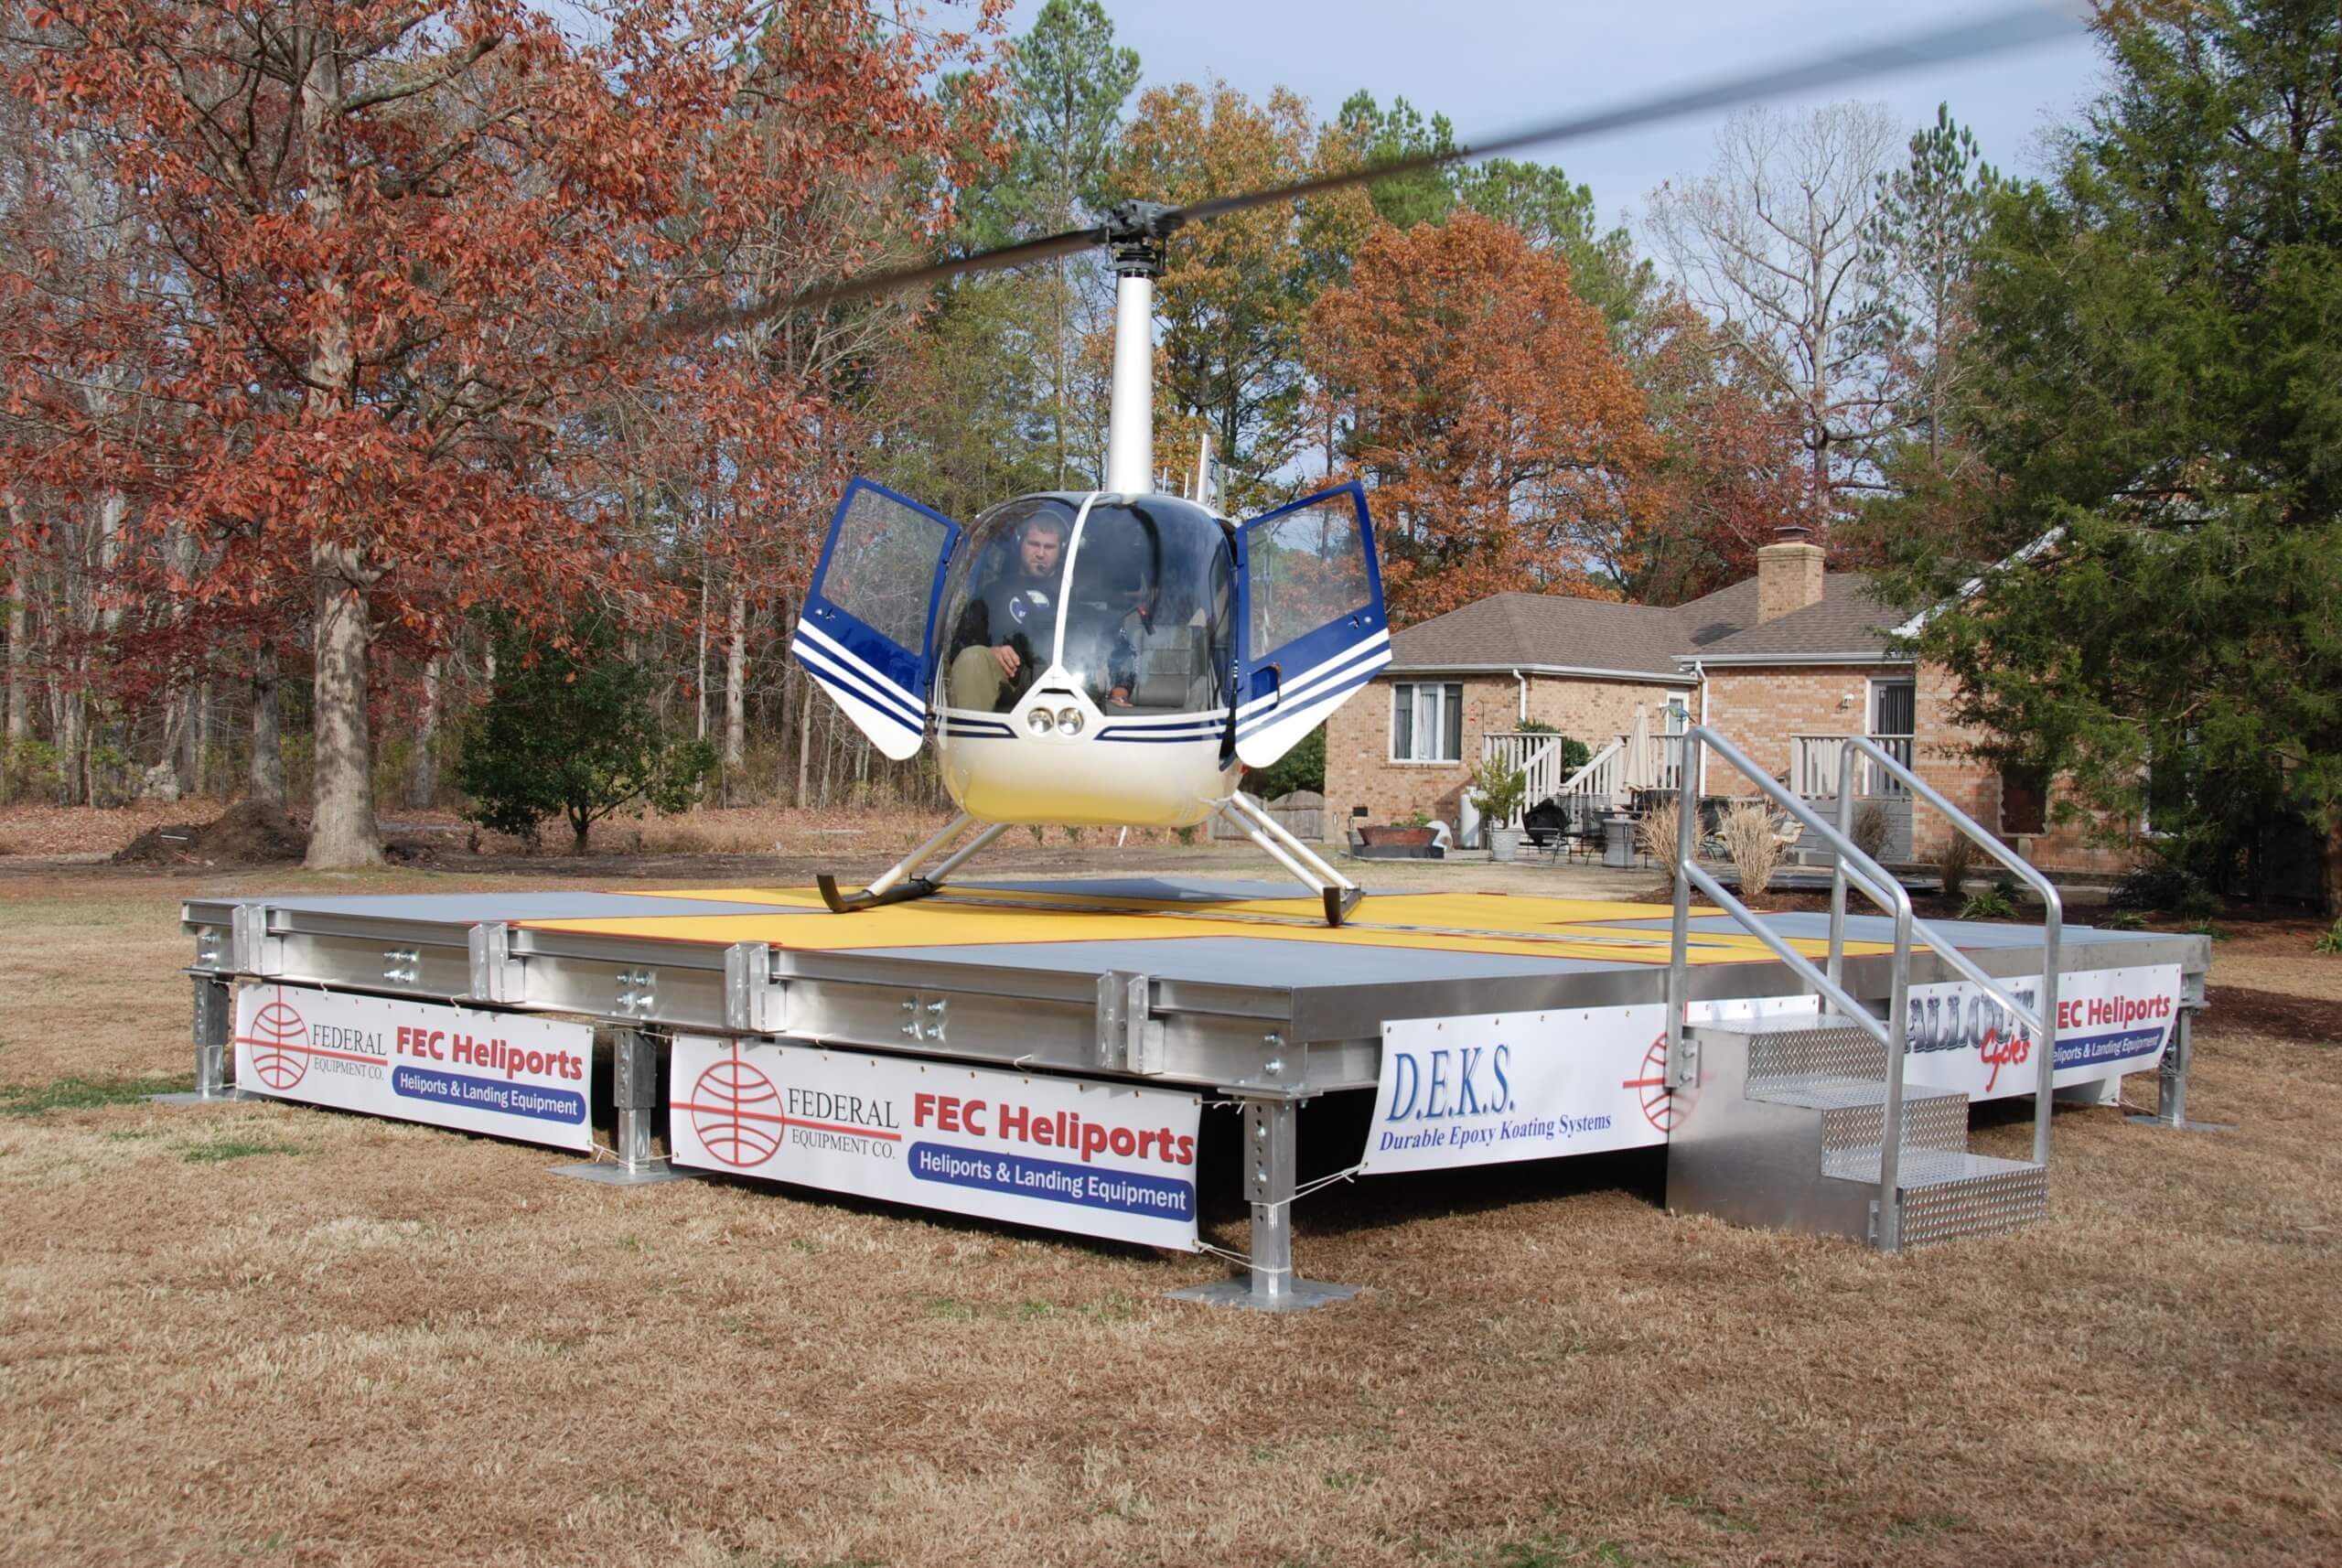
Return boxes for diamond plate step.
[1818,1090,1970,1157]
[1822,1152,2049,1250]
[1743,1015,1888,1101]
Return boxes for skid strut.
[816,813,1010,914]
[1213,791,1363,926]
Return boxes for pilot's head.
[1016,514,1069,580]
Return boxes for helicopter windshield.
[939,493,1233,715]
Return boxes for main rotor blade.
[651,1,2085,345]
[654,227,1100,343]
[1172,2,2088,226]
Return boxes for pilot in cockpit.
[946,510,1069,712]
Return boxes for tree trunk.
[298,32,380,868]
[405,656,439,809]
[796,682,814,808]
[250,638,285,809]
[725,576,747,799]
[5,510,27,768]
[695,553,710,743]
[2325,818,2342,918]
[192,680,211,798]
[307,556,381,865]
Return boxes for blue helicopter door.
[1232,480,1390,768]
[790,479,961,762]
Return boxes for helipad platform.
[177,878,2209,1305]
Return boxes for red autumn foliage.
[1306,212,1661,628]
[1,0,1005,859]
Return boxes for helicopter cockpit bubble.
[937,492,1234,719]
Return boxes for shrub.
[1720,802,1781,898]
[1636,800,1681,887]
[1466,755,1529,829]
[1850,799,1892,860]
[2100,908,2149,930]
[1960,883,2018,919]
[1246,723,1325,800]
[454,612,718,854]
[1938,833,1977,897]
[2313,918,2342,954]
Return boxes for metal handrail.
[1833,736,2064,1167]
[1668,725,1918,1250]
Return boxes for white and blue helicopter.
[737,6,2075,926]
[790,205,1387,923]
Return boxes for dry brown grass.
[0,856,2337,1566]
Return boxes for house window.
[2000,764,2047,836]
[1391,682,1464,762]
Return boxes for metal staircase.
[1663,730,2062,1251]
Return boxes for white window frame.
[1388,681,1465,764]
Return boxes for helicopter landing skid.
[1214,792,1362,927]
[813,813,1010,915]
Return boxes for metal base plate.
[549,1160,693,1186]
[1166,1276,1359,1314]
[2124,1114,2234,1133]
[149,1090,255,1105]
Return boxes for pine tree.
[1887,1,2342,910]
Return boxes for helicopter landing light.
[1057,708,1084,736]
[1026,709,1055,735]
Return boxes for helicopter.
[757,5,2079,927]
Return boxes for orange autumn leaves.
[1308,212,1660,626]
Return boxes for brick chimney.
[1756,523,1825,624]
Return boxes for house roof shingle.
[1385,593,1695,680]
[1385,574,1906,675]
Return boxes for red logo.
[1626,1033,1680,1133]
[1979,1026,2032,1093]
[683,1050,783,1168]
[242,996,309,1090]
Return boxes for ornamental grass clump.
[1721,802,1782,899]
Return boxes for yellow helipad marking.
[534,886,1896,966]
[627,885,1720,926]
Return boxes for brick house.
[1321,531,2141,871]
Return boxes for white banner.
[1363,1004,1673,1173]
[1902,963,2180,1101]
[1362,965,2180,1173]
[669,1037,1202,1251]
[233,983,593,1152]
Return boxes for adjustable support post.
[154,974,250,1104]
[2126,988,2230,1133]
[1168,1095,1357,1314]
[554,1027,691,1185]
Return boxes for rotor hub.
[1102,199,1181,279]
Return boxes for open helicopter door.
[1232,480,1390,768]
[790,479,961,761]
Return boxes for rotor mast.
[1103,203,1177,497]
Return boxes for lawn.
[0,833,2336,1566]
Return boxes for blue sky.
[1014,0,2107,239]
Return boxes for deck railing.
[1482,727,1682,816]
[1792,732,1914,798]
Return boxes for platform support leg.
[1168,1097,1357,1314]
[2126,1004,2231,1133]
[554,1028,691,1185]
[153,976,249,1104]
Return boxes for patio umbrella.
[1622,703,1654,802]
